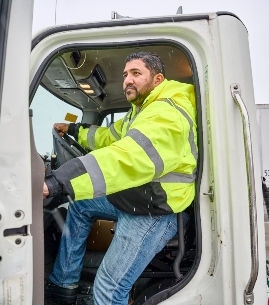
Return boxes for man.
[43,51,197,305]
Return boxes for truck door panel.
[0,0,35,304]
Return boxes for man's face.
[122,59,156,107]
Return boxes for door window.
[31,86,82,156]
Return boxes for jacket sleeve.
[45,174,63,198]
[68,123,91,140]
[77,117,125,150]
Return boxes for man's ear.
[154,73,164,85]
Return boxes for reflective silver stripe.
[87,125,98,150]
[78,154,106,197]
[127,116,136,131]
[120,108,132,132]
[121,109,132,126]
[127,129,164,176]
[109,123,121,140]
[166,98,198,161]
[125,108,140,132]
[154,171,196,183]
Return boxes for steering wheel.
[43,129,89,219]
[52,128,88,169]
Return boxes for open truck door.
[0,1,40,305]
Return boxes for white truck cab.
[0,1,267,304]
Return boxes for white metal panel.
[0,1,34,305]
[211,14,267,305]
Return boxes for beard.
[124,84,153,106]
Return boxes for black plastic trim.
[216,11,247,30]
[216,11,240,20]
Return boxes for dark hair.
[125,51,165,77]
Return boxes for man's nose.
[124,74,134,85]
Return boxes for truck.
[257,104,269,186]
[0,0,267,304]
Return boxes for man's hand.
[54,123,70,137]
[43,182,49,199]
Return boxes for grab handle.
[230,83,258,305]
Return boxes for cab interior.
[30,41,202,305]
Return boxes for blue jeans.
[49,197,184,305]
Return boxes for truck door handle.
[230,83,258,305]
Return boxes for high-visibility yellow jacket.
[50,79,197,215]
